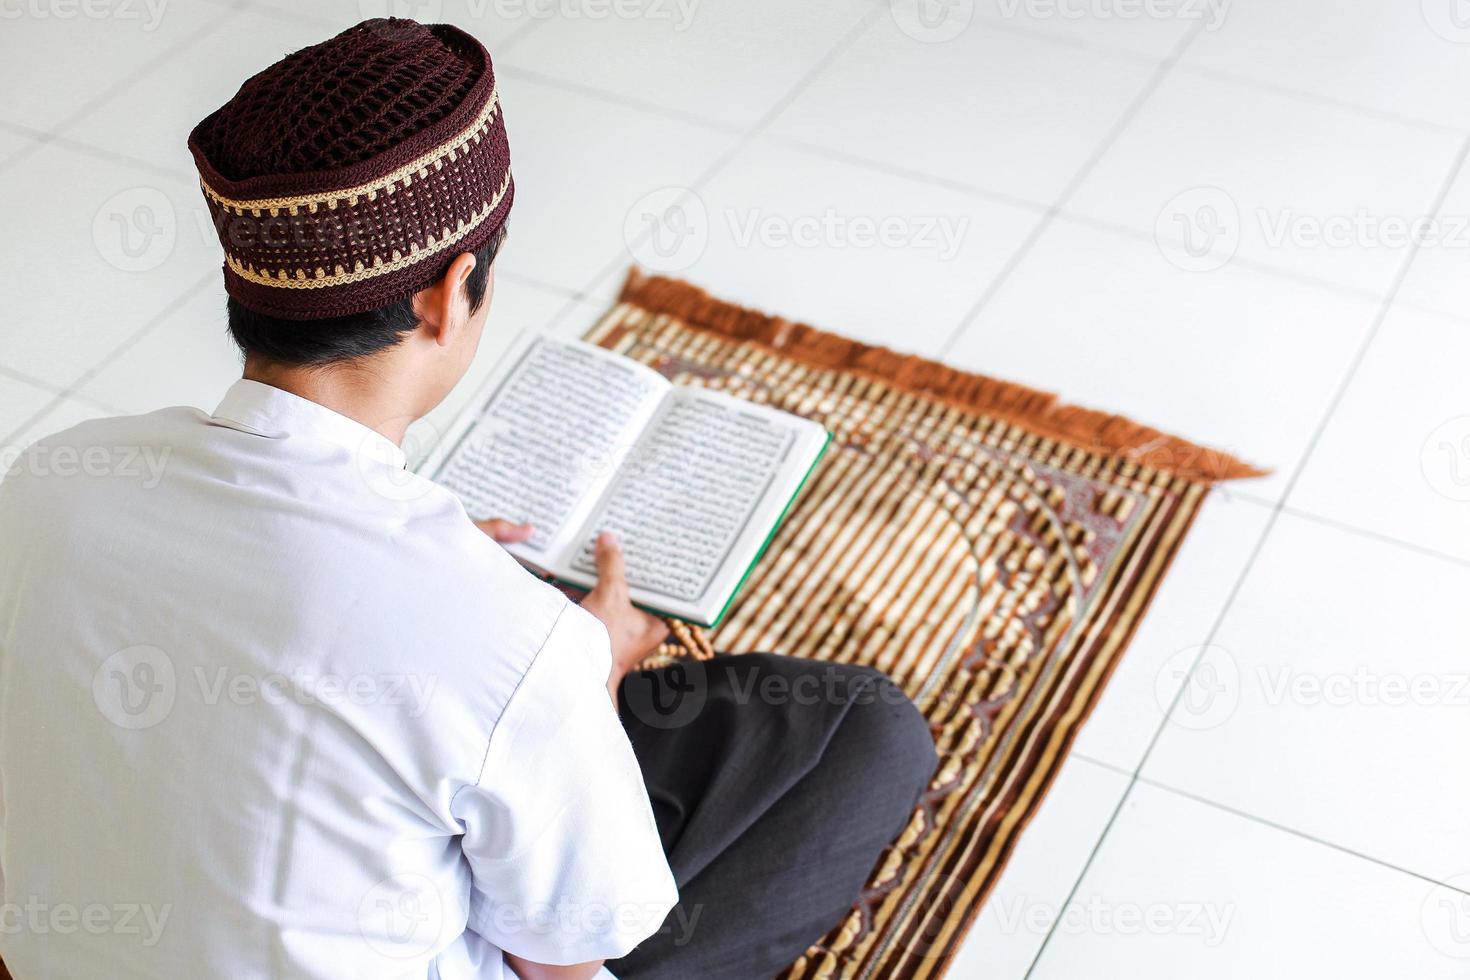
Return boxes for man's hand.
[475,519,535,545]
[580,532,668,701]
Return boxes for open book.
[428,334,830,626]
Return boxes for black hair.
[226,227,506,366]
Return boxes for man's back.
[0,382,672,978]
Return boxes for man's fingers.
[592,531,627,599]
[475,519,535,544]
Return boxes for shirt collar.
[211,379,408,471]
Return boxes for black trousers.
[609,653,938,980]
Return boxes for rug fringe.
[618,268,1268,484]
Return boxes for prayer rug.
[586,270,1264,980]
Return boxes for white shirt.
[0,380,676,979]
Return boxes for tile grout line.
[499,64,746,135]
[0,123,59,178]
[498,270,600,338]
[984,12,1470,137]
[490,10,1470,147]
[469,21,1468,323]
[1130,779,1470,898]
[18,131,190,183]
[485,53,1447,318]
[51,271,219,413]
[253,1,554,55]
[1393,293,1470,329]
[765,131,1057,213]
[34,120,1417,321]
[0,114,67,178]
[1057,209,1388,305]
[8,8,243,171]
[2,9,1465,962]
[0,364,73,399]
[1,387,125,449]
[495,268,585,300]
[495,14,552,55]
[1175,62,1466,137]
[1270,501,1470,571]
[965,0,1470,149]
[1,390,76,448]
[0,368,126,446]
[0,0,554,183]
[1072,751,1470,898]
[968,11,1163,65]
[571,2,890,300]
[1201,485,1470,571]
[1019,488,1278,978]
[1210,486,1470,571]
[761,133,1399,310]
[0,274,213,445]
[489,1,1470,144]
[936,21,1208,357]
[9,20,1461,562]
[0,119,53,143]
[1021,124,1470,978]
[506,290,1469,575]
[2,12,595,446]
[1,5,1460,220]
[480,38,1470,929]
[3,19,1455,321]
[1275,131,1470,505]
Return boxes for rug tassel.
[618,268,1268,484]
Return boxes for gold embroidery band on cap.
[225,169,512,290]
[201,85,502,215]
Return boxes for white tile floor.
[3,2,1468,976]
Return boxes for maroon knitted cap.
[188,19,513,320]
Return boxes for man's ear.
[413,252,479,348]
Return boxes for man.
[0,19,935,980]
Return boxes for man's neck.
[243,356,417,446]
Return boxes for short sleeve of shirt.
[452,601,677,966]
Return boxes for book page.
[563,388,823,613]
[435,335,668,555]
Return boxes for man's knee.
[714,657,936,784]
[663,653,938,811]
[777,664,936,858]
[834,667,938,801]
